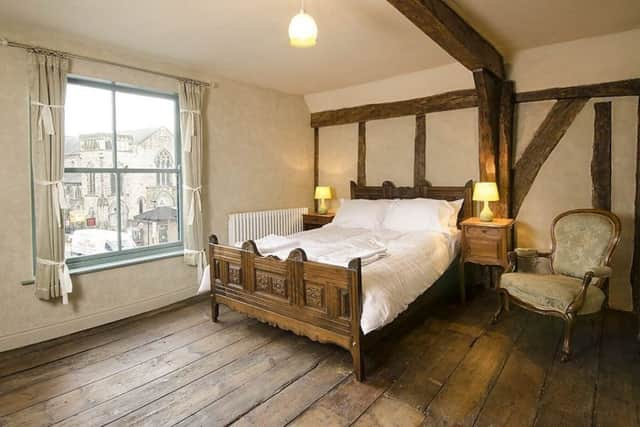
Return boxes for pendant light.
[288,0,318,48]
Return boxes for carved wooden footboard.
[208,235,365,380]
[208,179,473,382]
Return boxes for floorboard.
[474,313,562,427]
[533,315,603,427]
[0,291,636,427]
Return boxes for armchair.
[494,209,621,362]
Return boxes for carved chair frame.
[494,209,621,361]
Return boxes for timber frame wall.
[311,0,640,321]
[311,78,640,318]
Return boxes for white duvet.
[198,224,459,335]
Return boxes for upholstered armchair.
[494,209,621,362]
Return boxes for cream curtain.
[179,81,207,281]
[30,51,73,304]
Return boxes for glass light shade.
[473,182,500,202]
[314,186,332,200]
[288,10,318,48]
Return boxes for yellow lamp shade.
[473,182,500,202]
[314,186,332,200]
[288,9,318,48]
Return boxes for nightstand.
[302,213,335,231]
[459,217,515,302]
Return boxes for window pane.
[63,173,131,257]
[115,92,177,169]
[121,173,179,247]
[64,83,114,168]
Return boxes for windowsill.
[69,249,185,275]
[20,249,185,285]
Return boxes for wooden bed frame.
[207,180,473,381]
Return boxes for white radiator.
[227,207,309,245]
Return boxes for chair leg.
[561,314,576,362]
[492,291,506,324]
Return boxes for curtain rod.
[1,37,214,88]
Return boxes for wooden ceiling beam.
[516,79,640,103]
[310,89,477,127]
[387,0,504,79]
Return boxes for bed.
[207,180,473,381]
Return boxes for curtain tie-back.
[179,109,200,153]
[184,249,207,282]
[31,101,64,140]
[36,257,73,304]
[184,185,202,225]
[35,179,68,228]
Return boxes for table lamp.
[314,186,332,214]
[473,182,500,222]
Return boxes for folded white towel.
[255,234,300,254]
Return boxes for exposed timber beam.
[591,102,612,211]
[474,69,502,183]
[631,98,640,322]
[497,80,515,218]
[310,90,477,128]
[512,98,589,217]
[357,122,367,186]
[414,114,426,186]
[516,79,640,103]
[386,0,504,78]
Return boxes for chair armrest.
[567,271,595,314]
[588,266,612,278]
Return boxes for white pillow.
[447,199,465,228]
[382,198,453,233]
[332,199,390,229]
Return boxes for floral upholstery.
[501,273,605,315]
[552,213,615,278]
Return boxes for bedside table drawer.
[465,226,501,240]
[464,237,504,263]
[302,215,329,225]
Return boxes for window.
[62,77,182,269]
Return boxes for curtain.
[30,51,73,303]
[179,81,207,281]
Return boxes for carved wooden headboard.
[349,180,474,226]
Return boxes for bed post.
[208,234,220,322]
[348,257,365,381]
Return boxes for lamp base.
[317,199,328,214]
[479,200,494,222]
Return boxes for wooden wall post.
[474,69,501,184]
[314,127,319,212]
[497,81,514,217]
[357,122,366,186]
[414,114,426,186]
[631,98,640,328]
[591,102,612,210]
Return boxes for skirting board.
[0,287,197,352]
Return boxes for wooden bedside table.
[302,213,335,231]
[459,217,515,301]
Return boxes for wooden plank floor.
[0,292,637,427]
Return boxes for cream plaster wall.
[0,26,312,350]
[307,29,639,311]
[313,63,480,213]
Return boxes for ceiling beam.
[515,78,640,103]
[387,0,504,79]
[310,89,477,127]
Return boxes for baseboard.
[0,287,197,352]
